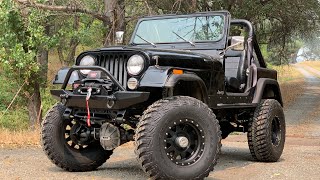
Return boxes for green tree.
[0,0,54,127]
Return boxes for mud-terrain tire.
[41,103,113,171]
[247,99,286,162]
[135,96,221,180]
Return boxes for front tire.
[41,103,113,171]
[247,99,286,162]
[135,96,221,179]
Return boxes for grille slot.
[98,53,129,88]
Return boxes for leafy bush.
[0,109,29,130]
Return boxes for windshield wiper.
[172,31,195,47]
[136,34,156,47]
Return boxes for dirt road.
[1,64,320,180]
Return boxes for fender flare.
[139,66,208,103]
[165,73,209,104]
[252,78,283,106]
[53,67,80,85]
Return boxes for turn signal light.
[173,69,183,75]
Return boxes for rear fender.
[253,78,283,106]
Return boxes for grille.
[97,52,131,88]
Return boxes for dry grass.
[300,61,320,71]
[0,129,40,148]
[273,65,305,107]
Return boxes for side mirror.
[115,31,124,44]
[231,36,245,51]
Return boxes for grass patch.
[271,64,305,108]
[273,65,305,83]
[0,129,40,148]
[0,109,29,130]
[300,61,320,71]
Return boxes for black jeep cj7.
[42,11,285,179]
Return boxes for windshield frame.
[129,11,230,49]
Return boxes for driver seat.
[224,50,246,92]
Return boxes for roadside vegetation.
[272,65,305,107]
[300,61,320,72]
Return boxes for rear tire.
[135,96,221,179]
[247,99,286,162]
[41,103,113,171]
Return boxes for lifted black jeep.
[42,11,285,179]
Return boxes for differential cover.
[99,123,120,150]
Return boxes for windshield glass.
[132,15,225,44]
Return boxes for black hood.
[77,46,222,70]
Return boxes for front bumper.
[51,90,149,109]
[52,66,150,110]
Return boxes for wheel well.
[172,81,207,103]
[262,84,283,106]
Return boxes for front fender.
[53,67,80,85]
[139,66,208,103]
[139,66,171,88]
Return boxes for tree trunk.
[38,48,48,86]
[27,79,42,129]
[66,15,80,65]
[103,0,126,46]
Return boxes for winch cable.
[86,87,92,127]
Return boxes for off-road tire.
[247,99,286,162]
[41,103,113,171]
[135,96,221,179]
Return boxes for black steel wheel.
[248,99,286,162]
[64,119,90,150]
[135,96,221,180]
[41,103,113,172]
[271,117,282,147]
[164,120,205,166]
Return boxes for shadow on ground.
[46,141,256,179]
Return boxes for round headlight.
[79,55,96,75]
[127,55,144,75]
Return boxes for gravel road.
[1,64,320,180]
